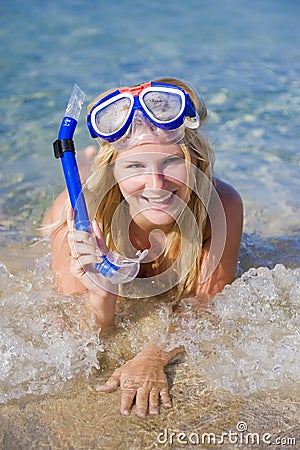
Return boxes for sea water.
[0,0,299,446]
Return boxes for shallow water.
[1,242,299,448]
[1,0,300,448]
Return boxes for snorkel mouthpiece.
[53,84,147,284]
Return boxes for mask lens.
[94,97,132,135]
[113,112,186,151]
[142,90,184,122]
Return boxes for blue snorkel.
[53,84,91,232]
[53,84,147,284]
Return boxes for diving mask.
[87,81,200,149]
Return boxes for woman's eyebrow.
[121,159,144,164]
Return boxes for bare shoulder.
[41,190,69,229]
[197,179,244,295]
[213,178,244,245]
[203,178,243,242]
[214,178,243,216]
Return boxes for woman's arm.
[43,191,117,328]
[196,179,243,296]
[42,190,87,294]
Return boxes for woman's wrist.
[140,344,185,366]
[160,346,185,365]
[88,291,117,328]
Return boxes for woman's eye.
[126,163,144,169]
[164,156,183,164]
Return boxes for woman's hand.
[66,208,117,296]
[96,345,174,418]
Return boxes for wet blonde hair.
[84,77,215,299]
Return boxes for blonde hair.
[47,77,214,299]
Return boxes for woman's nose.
[145,169,165,190]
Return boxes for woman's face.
[113,143,190,230]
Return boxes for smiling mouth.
[142,191,175,206]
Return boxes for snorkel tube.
[53,84,91,232]
[53,84,147,284]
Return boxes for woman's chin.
[135,210,178,228]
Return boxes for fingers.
[96,377,171,418]
[120,387,136,416]
[96,370,139,418]
[136,387,150,418]
[66,206,75,232]
[96,369,121,393]
[68,241,97,258]
[67,208,104,259]
[92,220,109,254]
[159,387,172,409]
[67,234,99,266]
[149,388,159,415]
[67,224,101,262]
[122,385,171,418]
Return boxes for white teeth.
[144,192,173,204]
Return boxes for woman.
[43,77,243,417]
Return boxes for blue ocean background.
[1,0,299,267]
[0,0,299,444]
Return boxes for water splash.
[0,260,101,404]
[162,264,299,396]
[1,244,299,405]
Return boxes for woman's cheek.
[117,175,145,199]
[164,164,188,187]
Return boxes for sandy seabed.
[0,361,299,450]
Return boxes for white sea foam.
[0,248,299,404]
[162,264,299,396]
[0,260,101,404]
